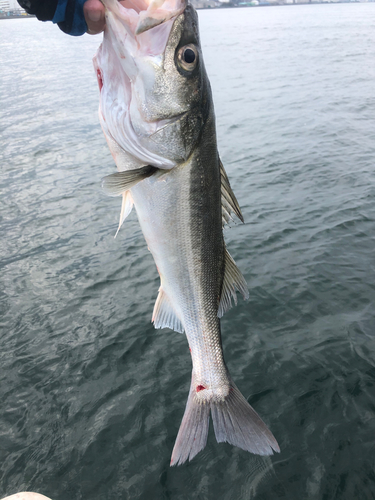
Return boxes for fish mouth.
[104,0,186,37]
[95,0,189,168]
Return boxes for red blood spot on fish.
[196,385,205,392]
[97,68,103,92]
[189,347,191,353]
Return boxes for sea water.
[1,4,375,498]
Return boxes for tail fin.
[170,384,210,466]
[211,380,280,457]
[170,379,279,466]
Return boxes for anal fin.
[152,288,184,334]
[218,248,249,318]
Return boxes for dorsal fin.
[220,159,244,227]
[218,248,249,318]
[152,288,184,334]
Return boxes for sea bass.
[93,0,280,465]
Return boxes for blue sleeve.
[53,0,88,36]
[17,0,59,22]
[17,0,88,35]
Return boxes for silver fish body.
[95,0,279,465]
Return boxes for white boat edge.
[1,494,52,500]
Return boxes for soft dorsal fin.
[114,191,134,238]
[152,288,184,334]
[220,159,244,227]
[101,165,158,197]
[218,248,249,318]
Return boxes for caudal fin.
[170,384,210,466]
[211,380,280,456]
[170,379,279,466]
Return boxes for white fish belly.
[130,163,230,394]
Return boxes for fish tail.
[170,378,279,466]
[170,383,210,466]
[210,379,280,458]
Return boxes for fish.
[93,0,280,465]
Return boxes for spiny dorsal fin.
[220,159,244,226]
[152,288,184,334]
[101,165,158,197]
[114,191,134,238]
[218,248,249,318]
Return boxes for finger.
[84,0,106,34]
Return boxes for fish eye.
[183,48,195,64]
[177,44,198,72]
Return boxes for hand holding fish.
[84,0,107,34]
[85,0,130,35]
[16,0,127,35]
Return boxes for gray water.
[1,3,375,499]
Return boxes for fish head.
[93,0,210,169]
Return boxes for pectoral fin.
[218,248,249,318]
[101,165,158,197]
[220,159,244,226]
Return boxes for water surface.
[1,4,375,499]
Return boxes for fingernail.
[89,9,101,22]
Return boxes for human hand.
[84,0,129,35]
[84,0,106,35]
